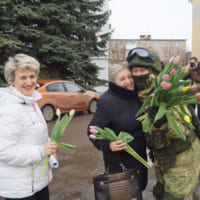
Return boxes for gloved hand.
[188,105,200,139]
[146,106,167,128]
[192,117,200,138]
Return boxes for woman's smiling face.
[12,68,37,96]
[114,68,134,90]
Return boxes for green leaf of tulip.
[118,131,134,143]
[166,112,186,141]
[29,109,76,179]
[154,102,166,122]
[103,127,119,141]
[58,142,77,149]
[90,126,152,169]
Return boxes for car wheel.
[42,104,55,122]
[88,99,97,114]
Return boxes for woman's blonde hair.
[4,53,40,84]
[109,61,129,82]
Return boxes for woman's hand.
[44,142,58,156]
[109,140,126,152]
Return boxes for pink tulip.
[169,56,180,64]
[89,134,96,139]
[89,126,98,134]
[161,81,172,90]
[163,74,169,81]
[196,94,200,101]
[169,56,175,63]
[170,68,176,75]
[149,74,155,80]
[56,108,61,116]
[192,85,197,91]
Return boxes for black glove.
[148,150,154,163]
[146,106,167,128]
[188,105,200,139]
[192,116,200,139]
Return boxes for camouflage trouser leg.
[153,182,184,200]
[155,138,200,199]
[161,192,184,200]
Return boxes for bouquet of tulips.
[136,59,200,141]
[29,109,77,179]
[89,126,152,168]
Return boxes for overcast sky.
[108,0,192,51]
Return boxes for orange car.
[37,80,100,121]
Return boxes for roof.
[37,80,71,84]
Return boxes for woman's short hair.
[4,53,40,84]
[109,61,129,82]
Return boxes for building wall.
[91,0,110,93]
[192,0,200,60]
[109,37,186,65]
[91,56,109,93]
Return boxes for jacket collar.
[109,82,137,100]
[1,86,41,105]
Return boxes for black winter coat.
[88,82,147,191]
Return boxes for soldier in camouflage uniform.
[127,47,200,200]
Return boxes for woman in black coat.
[88,62,147,192]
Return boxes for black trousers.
[5,186,49,200]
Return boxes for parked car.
[37,80,100,122]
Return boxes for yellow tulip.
[182,86,191,92]
[184,115,190,123]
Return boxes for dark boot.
[153,182,164,200]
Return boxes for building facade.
[109,36,187,65]
[192,0,200,59]
[91,0,110,93]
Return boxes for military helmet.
[127,47,163,74]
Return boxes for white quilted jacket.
[0,87,52,198]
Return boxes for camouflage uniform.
[128,50,200,200]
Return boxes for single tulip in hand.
[29,109,77,179]
[89,126,151,168]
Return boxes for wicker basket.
[93,168,142,200]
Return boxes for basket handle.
[105,150,127,174]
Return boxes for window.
[138,41,143,47]
[127,40,135,46]
[164,41,170,47]
[147,41,152,47]
[155,50,160,56]
[155,41,160,47]
[64,82,82,92]
[120,41,124,46]
[173,50,179,55]
[174,42,179,47]
[164,50,169,57]
[46,83,65,92]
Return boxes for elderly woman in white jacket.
[0,54,58,200]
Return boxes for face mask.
[132,74,151,90]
